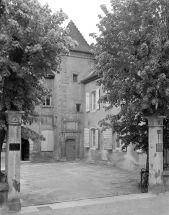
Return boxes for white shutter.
[103,129,113,150]
[95,129,99,149]
[41,130,48,151]
[96,88,100,110]
[41,130,53,151]
[47,130,54,151]
[84,128,90,147]
[86,93,90,112]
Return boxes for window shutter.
[103,129,113,150]
[96,88,100,110]
[86,93,90,112]
[95,129,99,149]
[41,130,48,151]
[84,128,90,147]
[41,130,53,151]
[47,130,54,151]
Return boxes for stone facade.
[81,74,147,172]
[26,21,95,162]
[24,22,168,174]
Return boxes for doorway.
[21,139,30,161]
[65,139,76,161]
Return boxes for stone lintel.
[5,111,24,125]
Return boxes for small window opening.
[76,104,81,112]
[73,74,78,82]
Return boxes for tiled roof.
[67,21,92,53]
[81,70,99,84]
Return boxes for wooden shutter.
[41,130,54,151]
[96,88,100,110]
[84,128,90,147]
[86,93,90,112]
[47,130,54,151]
[41,130,48,151]
[95,129,99,149]
[103,129,113,150]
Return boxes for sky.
[38,0,112,44]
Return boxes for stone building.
[22,21,95,162]
[21,21,151,172]
[81,71,147,171]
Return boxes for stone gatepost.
[146,116,165,193]
[5,111,23,212]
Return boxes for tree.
[91,0,169,152]
[0,0,76,150]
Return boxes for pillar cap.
[146,115,166,126]
[5,111,24,125]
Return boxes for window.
[103,90,110,108]
[43,90,52,106]
[76,103,81,112]
[73,74,78,82]
[43,96,52,106]
[86,89,100,112]
[90,128,99,149]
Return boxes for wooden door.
[66,139,76,161]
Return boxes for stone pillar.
[5,111,23,212]
[146,116,165,193]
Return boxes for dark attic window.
[73,74,78,82]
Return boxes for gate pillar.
[5,111,23,212]
[146,116,165,193]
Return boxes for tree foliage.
[0,0,76,145]
[92,0,169,151]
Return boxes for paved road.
[2,192,169,215]
[20,162,141,207]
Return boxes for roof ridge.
[67,20,91,48]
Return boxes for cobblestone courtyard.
[20,162,141,207]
